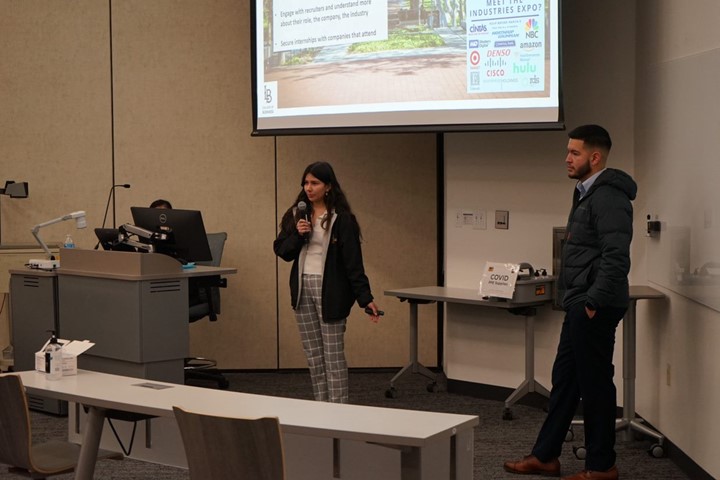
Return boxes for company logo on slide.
[524,18,539,39]
[260,82,277,115]
[494,40,515,48]
[469,39,479,49]
[484,58,507,68]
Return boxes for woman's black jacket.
[273,211,374,322]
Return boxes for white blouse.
[303,215,327,275]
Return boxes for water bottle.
[44,331,63,380]
[63,234,75,249]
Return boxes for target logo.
[469,50,481,66]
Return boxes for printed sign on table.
[479,262,520,299]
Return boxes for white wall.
[443,1,636,390]
[634,1,720,477]
[444,1,720,477]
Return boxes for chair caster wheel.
[385,387,398,399]
[426,382,439,393]
[573,445,586,460]
[502,408,513,420]
[648,444,665,458]
[565,427,574,442]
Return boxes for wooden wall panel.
[0,0,110,356]
[275,134,438,368]
[0,0,111,246]
[0,0,438,370]
[110,0,278,368]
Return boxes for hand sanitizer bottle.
[44,331,63,380]
[63,234,75,249]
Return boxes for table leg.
[573,295,665,458]
[388,301,437,397]
[617,299,637,441]
[400,446,421,480]
[74,405,106,480]
[615,300,664,448]
[453,427,474,480]
[398,428,473,480]
[503,314,550,418]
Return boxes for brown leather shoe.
[562,465,618,480]
[504,455,561,476]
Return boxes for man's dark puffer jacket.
[560,168,637,311]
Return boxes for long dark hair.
[280,161,361,236]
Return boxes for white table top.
[628,285,665,300]
[10,370,478,448]
[386,285,666,306]
[8,264,235,279]
[385,286,549,309]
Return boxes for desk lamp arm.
[31,211,87,258]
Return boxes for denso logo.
[487,49,511,57]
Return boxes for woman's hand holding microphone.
[296,218,312,237]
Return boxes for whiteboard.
[640,48,720,311]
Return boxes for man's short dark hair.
[568,124,612,151]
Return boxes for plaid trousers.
[295,274,348,403]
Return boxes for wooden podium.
[57,249,235,384]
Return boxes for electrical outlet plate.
[495,210,509,229]
[474,210,487,230]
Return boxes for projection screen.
[252,0,562,135]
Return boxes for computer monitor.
[130,207,212,263]
[94,228,137,252]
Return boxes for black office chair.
[185,232,230,389]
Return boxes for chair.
[173,406,285,480]
[0,375,122,479]
[185,232,230,389]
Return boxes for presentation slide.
[253,0,560,133]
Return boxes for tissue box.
[35,339,95,376]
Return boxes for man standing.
[504,125,636,480]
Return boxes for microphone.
[95,184,131,249]
[297,201,309,241]
[297,201,309,222]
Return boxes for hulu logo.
[513,62,537,74]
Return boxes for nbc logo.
[524,18,539,38]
